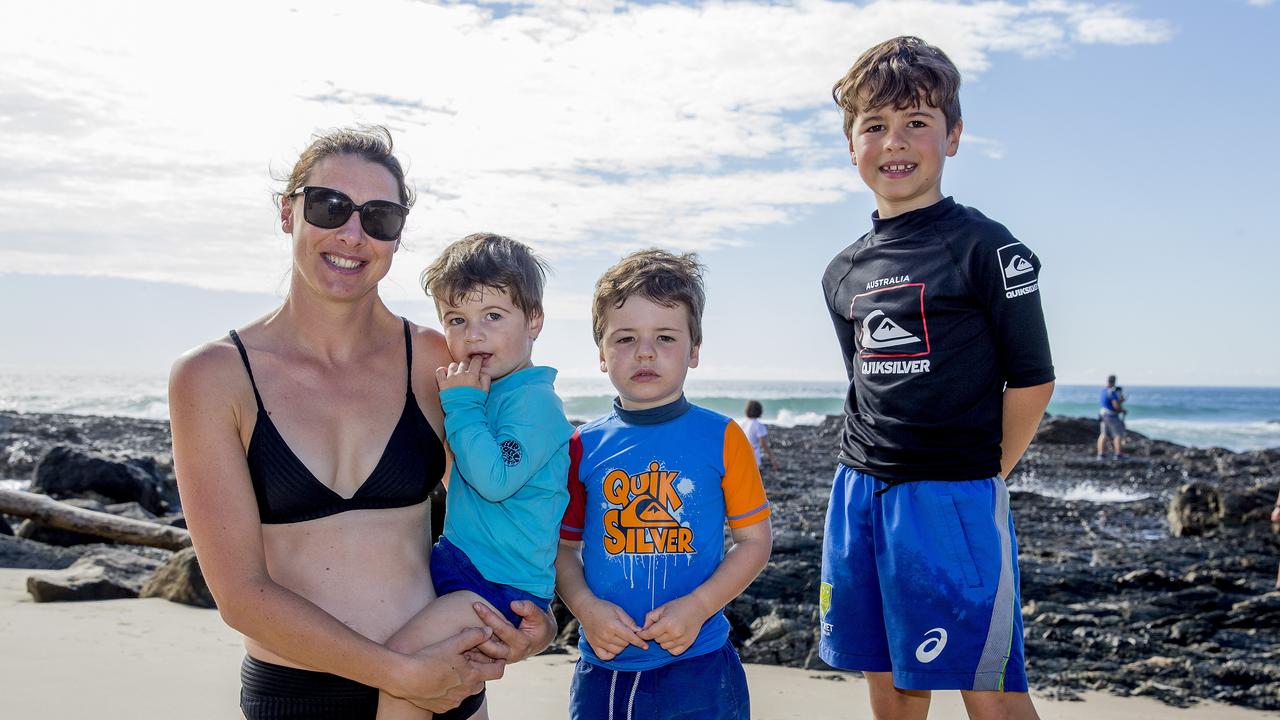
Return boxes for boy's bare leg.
[960,691,1040,720]
[376,591,495,720]
[866,671,930,720]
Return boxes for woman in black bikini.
[169,126,554,719]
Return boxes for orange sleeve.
[722,420,770,529]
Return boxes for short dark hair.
[592,249,706,347]
[277,125,414,207]
[1107,375,1117,386]
[745,400,763,419]
[832,36,962,140]
[422,233,548,318]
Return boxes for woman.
[169,126,554,719]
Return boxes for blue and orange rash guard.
[560,396,770,671]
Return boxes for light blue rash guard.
[439,365,574,598]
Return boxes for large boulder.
[31,446,169,515]
[1033,415,1100,445]
[1168,482,1222,537]
[140,547,215,608]
[26,548,165,602]
[0,534,85,569]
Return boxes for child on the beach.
[819,37,1055,719]
[377,233,575,719]
[740,400,775,471]
[557,249,772,720]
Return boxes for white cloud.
[1247,0,1275,7]
[0,0,1170,296]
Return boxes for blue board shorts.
[569,640,749,720]
[818,465,1027,692]
[430,536,552,627]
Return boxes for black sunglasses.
[289,186,409,242]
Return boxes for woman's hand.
[471,600,558,664]
[391,627,505,713]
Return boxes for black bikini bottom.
[240,655,485,719]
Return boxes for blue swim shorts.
[818,465,1027,692]
[430,536,552,627]
[569,640,749,720]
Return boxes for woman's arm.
[169,344,499,711]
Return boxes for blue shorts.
[430,536,552,627]
[569,641,748,720]
[818,466,1027,692]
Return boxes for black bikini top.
[228,318,444,524]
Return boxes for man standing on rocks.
[1096,375,1126,460]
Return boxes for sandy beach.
[1,569,1274,720]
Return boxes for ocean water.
[1,371,1277,452]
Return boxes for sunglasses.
[289,186,409,242]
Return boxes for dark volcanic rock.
[32,445,170,514]
[140,546,215,608]
[26,547,166,602]
[0,534,86,569]
[1033,415,1099,445]
[1168,482,1222,536]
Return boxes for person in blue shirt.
[377,233,575,720]
[557,249,772,720]
[1097,374,1126,460]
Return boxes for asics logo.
[914,628,948,664]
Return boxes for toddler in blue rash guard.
[377,232,573,720]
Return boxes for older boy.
[557,250,772,720]
[378,233,574,720]
[820,37,1055,719]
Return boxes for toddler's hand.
[637,594,711,657]
[436,355,491,393]
[1271,505,1280,524]
[580,599,648,662]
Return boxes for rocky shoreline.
[2,409,1278,710]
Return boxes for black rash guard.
[822,197,1054,484]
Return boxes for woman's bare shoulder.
[169,334,251,403]
[406,320,451,367]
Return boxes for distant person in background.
[1272,488,1280,590]
[741,400,776,472]
[1114,386,1128,422]
[1097,374,1126,460]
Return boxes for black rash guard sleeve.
[960,231,1056,389]
[824,266,860,382]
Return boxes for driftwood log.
[0,488,191,551]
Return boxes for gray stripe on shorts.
[974,478,1015,691]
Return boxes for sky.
[1,0,1277,386]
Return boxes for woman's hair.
[745,400,763,419]
[276,125,415,207]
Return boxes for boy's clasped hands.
[579,591,714,660]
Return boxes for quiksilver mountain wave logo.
[996,243,1038,292]
[860,309,921,349]
[601,461,694,556]
[1004,255,1034,278]
[850,282,930,360]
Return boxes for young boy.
[557,249,772,720]
[820,37,1055,719]
[378,233,575,719]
